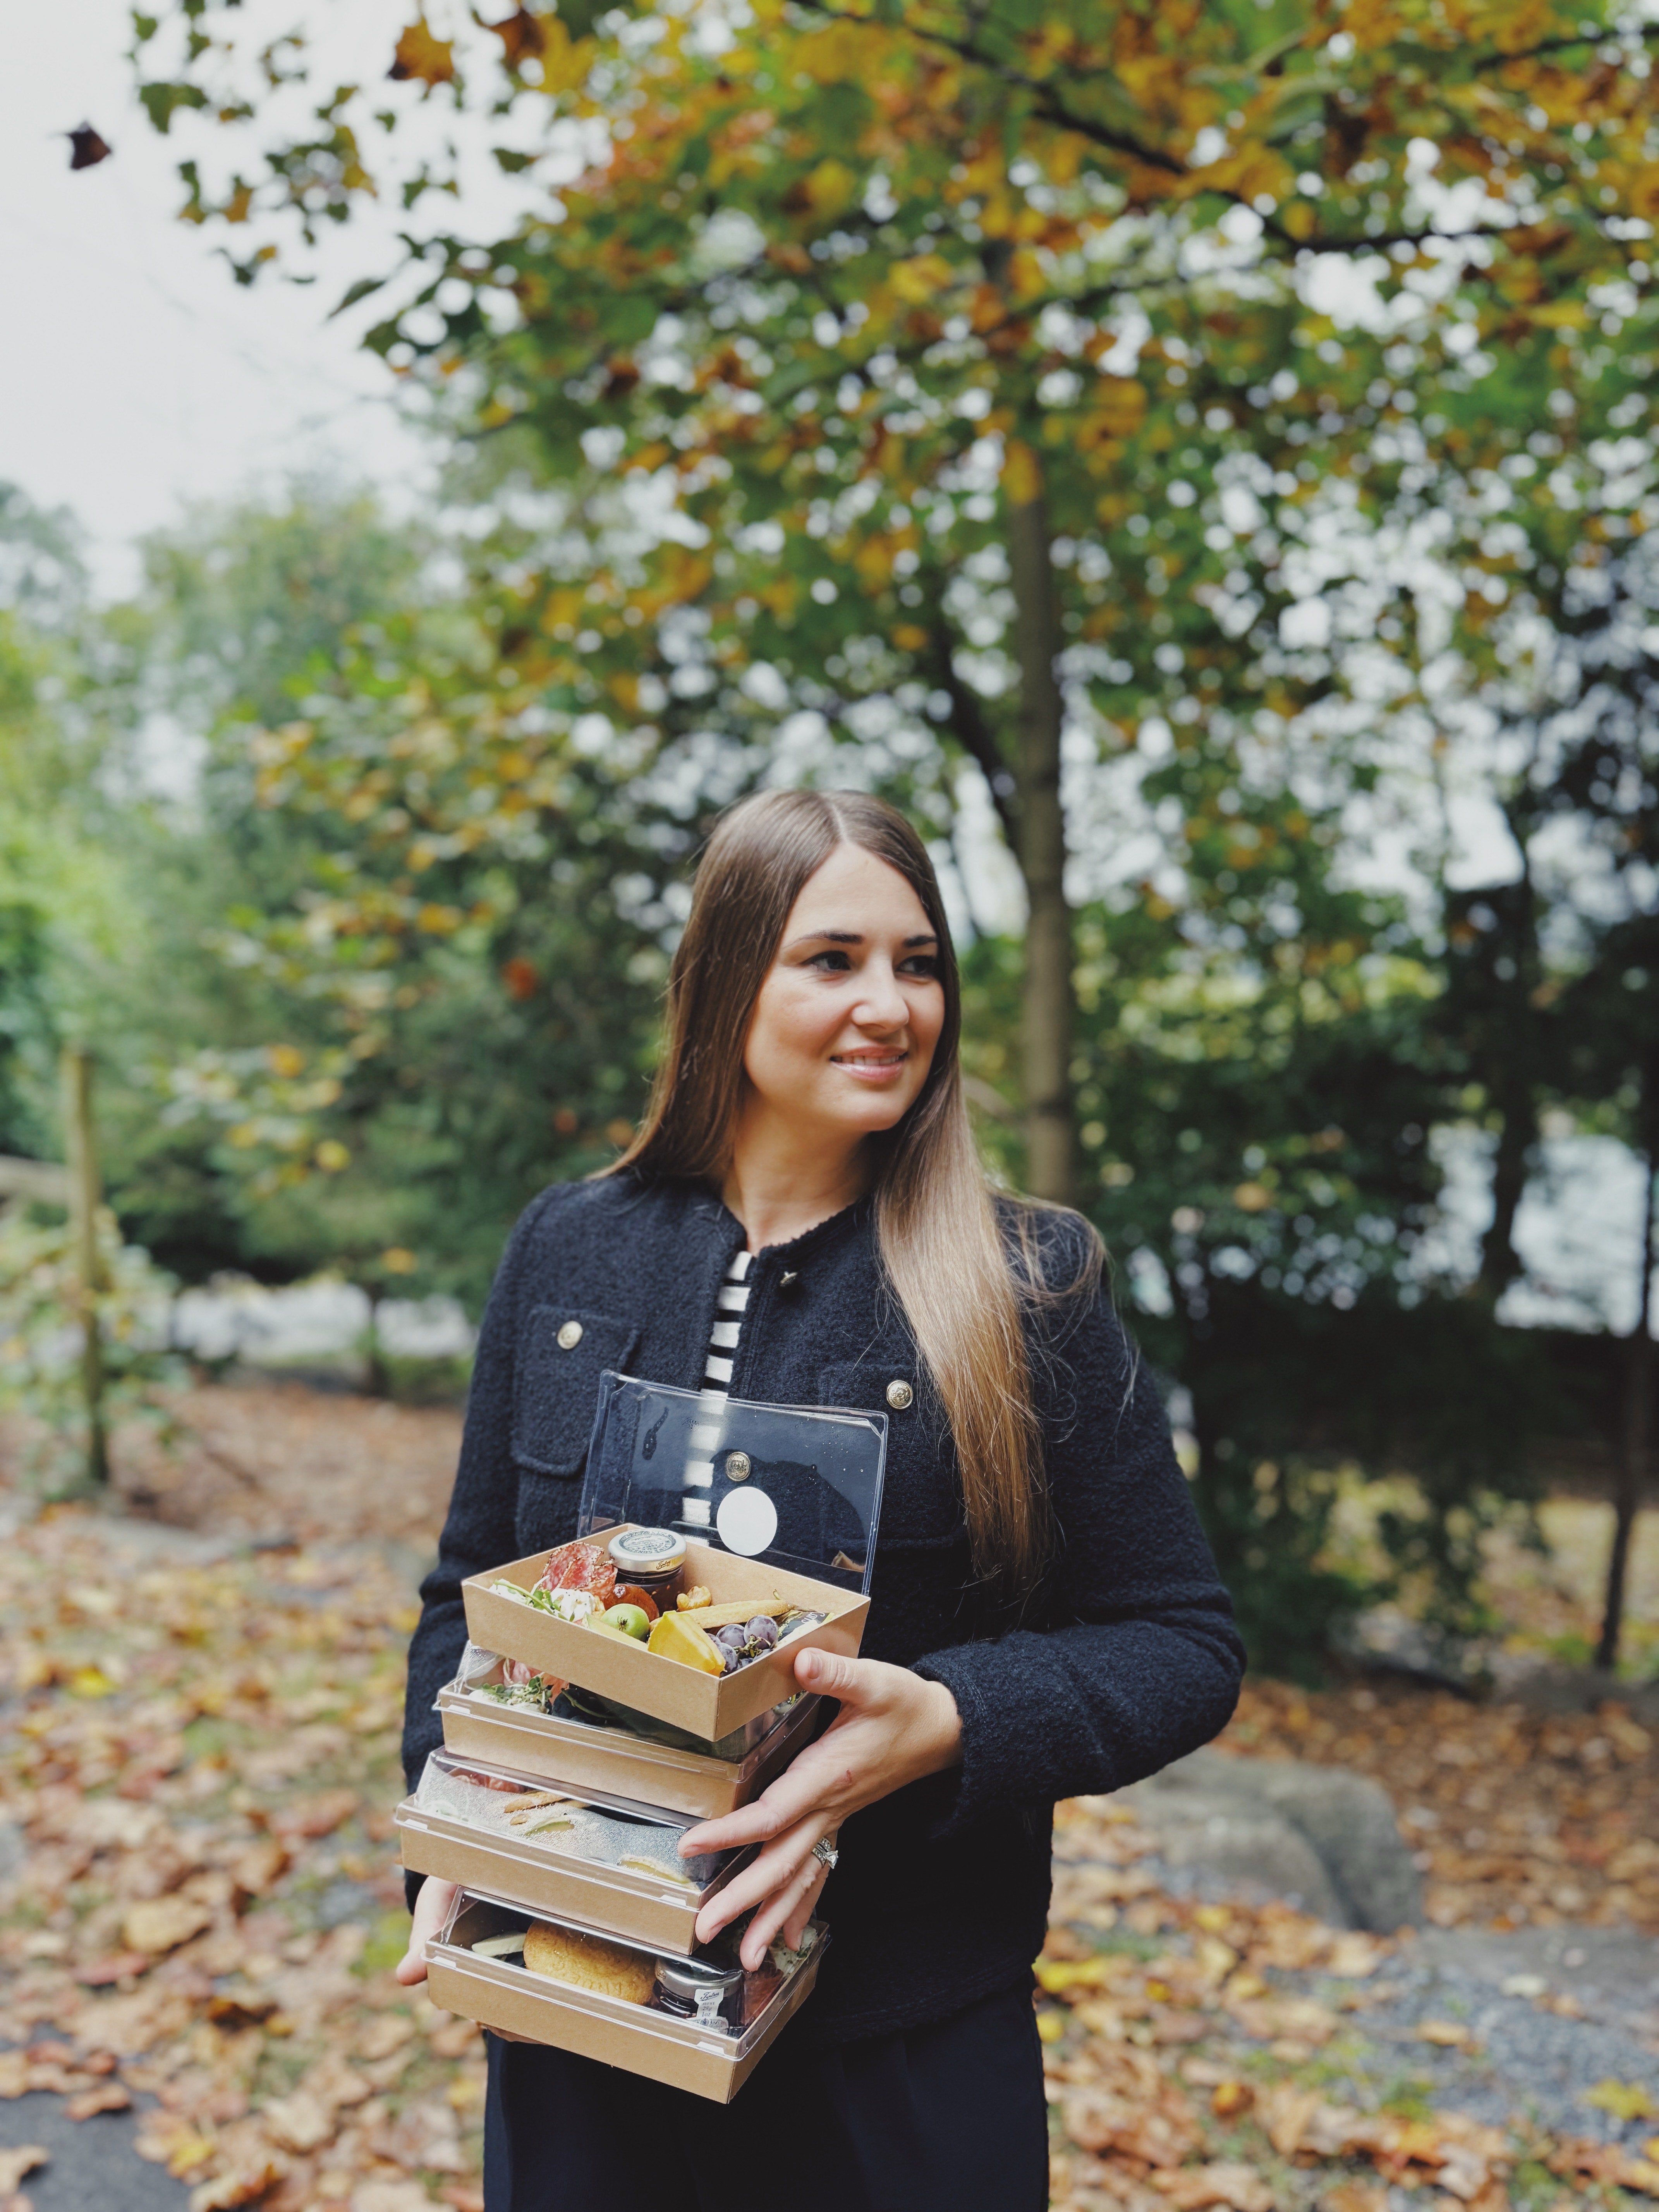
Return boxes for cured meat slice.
[533,1539,617,1607]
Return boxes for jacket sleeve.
[912,1250,1244,1835]
[400,1185,563,1796]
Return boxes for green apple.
[601,1603,651,1641]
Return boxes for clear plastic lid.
[580,1373,887,1596]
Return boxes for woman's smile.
[832,1046,909,1081]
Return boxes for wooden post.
[1598,1135,1656,1672]
[60,1046,109,1487]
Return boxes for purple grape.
[745,1616,778,1650]
[714,1624,746,1653]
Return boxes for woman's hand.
[395,1876,459,1990]
[677,1646,961,1970]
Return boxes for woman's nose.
[852,965,909,1027]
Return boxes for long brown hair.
[610,788,1097,1596]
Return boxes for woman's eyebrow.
[783,929,939,950]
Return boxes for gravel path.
[1333,1924,1659,2145]
[0,2091,186,2210]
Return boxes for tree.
[130,0,1659,1203]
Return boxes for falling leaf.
[388,21,455,84]
[67,124,112,169]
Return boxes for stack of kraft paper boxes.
[395,1371,889,2103]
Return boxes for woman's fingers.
[736,1846,828,1970]
[679,1744,846,1858]
[780,1856,829,1958]
[394,1876,459,1988]
[692,1813,824,1946]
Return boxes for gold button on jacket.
[885,1379,914,1411]
[556,1319,584,1350]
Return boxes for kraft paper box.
[437,1654,822,1820]
[427,1891,826,2104]
[396,1750,749,1956]
[463,1371,888,1740]
[462,1527,868,1740]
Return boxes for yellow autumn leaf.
[538,17,594,96]
[265,1043,305,1079]
[380,1246,419,1275]
[1585,2080,1659,2123]
[66,1664,119,1699]
[1002,437,1042,508]
[1034,1953,1113,1993]
[388,19,454,86]
[805,158,857,218]
[890,252,955,305]
[1342,0,1405,47]
[891,623,929,653]
[795,19,880,84]
[314,1140,350,1172]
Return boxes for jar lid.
[607,1527,687,1574]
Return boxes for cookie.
[520,1920,655,2005]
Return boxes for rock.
[1120,1773,1349,1926]
[1120,1750,1422,1932]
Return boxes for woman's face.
[740,842,946,1147]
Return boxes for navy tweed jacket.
[402,1171,1244,2045]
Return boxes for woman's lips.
[832,1051,907,1081]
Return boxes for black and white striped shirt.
[679,1248,751,1531]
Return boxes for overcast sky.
[1,0,432,594]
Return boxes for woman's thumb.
[795,1646,864,1700]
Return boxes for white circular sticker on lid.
[716,1485,778,1558]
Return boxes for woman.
[397,789,1243,2209]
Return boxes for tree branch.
[923,608,1018,845]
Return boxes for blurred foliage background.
[2,0,1656,1680]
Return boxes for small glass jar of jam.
[606,1527,687,1607]
[653,1954,744,2030]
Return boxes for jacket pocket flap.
[512,1306,641,1478]
[818,1360,962,1547]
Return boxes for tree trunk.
[1597,1140,1656,1671]
[61,1045,109,1488]
[1479,1079,1534,1299]
[1005,484,1075,1207]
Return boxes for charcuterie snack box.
[426,1890,826,2104]
[462,1525,868,1741]
[436,1647,822,1820]
[395,1750,751,1956]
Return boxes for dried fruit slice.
[646,1611,725,1675]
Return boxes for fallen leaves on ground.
[0,2148,47,2195]
[0,1504,484,2209]
[1042,1797,1632,2212]
[2,1377,462,1553]
[1218,1674,1659,1934]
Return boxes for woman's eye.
[804,950,852,972]
[900,957,939,979]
